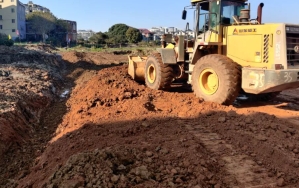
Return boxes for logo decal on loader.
[239,28,257,33]
[233,28,257,35]
[233,28,238,35]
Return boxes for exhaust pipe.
[257,3,264,24]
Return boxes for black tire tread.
[145,53,174,90]
[192,54,241,105]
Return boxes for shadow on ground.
[16,110,299,188]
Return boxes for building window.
[0,25,2,29]
[12,29,15,32]
[12,19,15,23]
[11,0,14,2]
[11,8,14,13]
[0,15,2,20]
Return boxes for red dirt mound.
[17,64,299,188]
[61,51,128,65]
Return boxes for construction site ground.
[1,45,299,188]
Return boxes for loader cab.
[183,0,247,41]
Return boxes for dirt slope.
[17,62,299,188]
[1,48,299,188]
[0,49,129,187]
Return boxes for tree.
[106,23,129,44]
[26,12,57,43]
[89,32,109,45]
[55,19,68,33]
[47,19,69,46]
[126,27,143,43]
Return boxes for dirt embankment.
[0,45,65,155]
[1,47,299,188]
[17,64,299,188]
[0,48,130,187]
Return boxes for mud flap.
[156,48,177,64]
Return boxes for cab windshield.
[221,1,246,24]
[195,0,246,36]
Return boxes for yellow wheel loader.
[128,0,299,105]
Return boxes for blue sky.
[27,0,298,32]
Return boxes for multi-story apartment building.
[24,1,50,15]
[0,0,26,40]
[77,30,95,40]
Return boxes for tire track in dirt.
[188,109,299,187]
[185,123,277,188]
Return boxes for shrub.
[0,33,14,46]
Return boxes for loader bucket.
[128,55,147,81]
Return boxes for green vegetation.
[48,19,71,46]
[26,12,72,46]
[106,23,129,44]
[26,12,56,43]
[89,32,109,45]
[23,13,147,49]
[106,24,143,44]
[0,33,14,46]
[77,23,145,49]
[126,27,143,43]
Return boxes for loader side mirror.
[182,10,187,20]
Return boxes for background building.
[24,1,50,14]
[149,26,195,41]
[139,28,153,41]
[61,19,77,42]
[0,0,26,40]
[77,30,95,40]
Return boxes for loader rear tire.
[145,53,174,90]
[192,54,241,105]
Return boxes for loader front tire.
[145,53,174,90]
[192,54,241,105]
